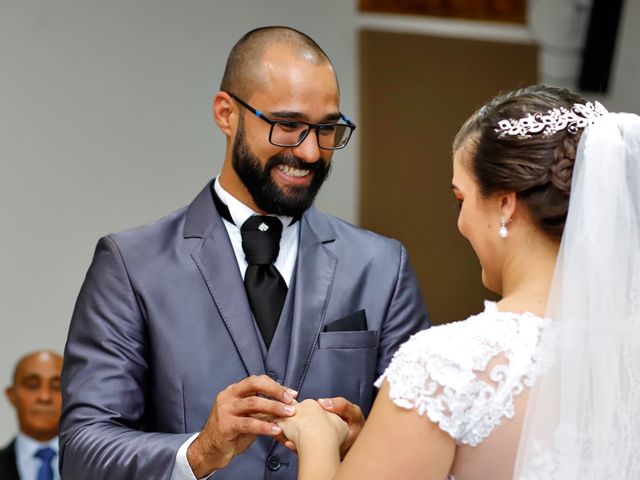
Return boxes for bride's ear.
[499,192,518,224]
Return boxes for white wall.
[1,0,638,441]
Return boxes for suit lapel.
[186,183,265,377]
[284,208,337,392]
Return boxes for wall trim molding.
[358,13,534,44]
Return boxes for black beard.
[232,119,331,217]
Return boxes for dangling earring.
[499,217,509,238]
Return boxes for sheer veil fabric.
[513,113,640,478]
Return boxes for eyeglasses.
[226,92,356,150]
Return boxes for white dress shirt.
[15,433,60,480]
[213,176,299,286]
[170,177,300,480]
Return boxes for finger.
[232,375,298,403]
[232,395,296,418]
[318,397,362,423]
[251,412,296,430]
[271,431,293,449]
[317,397,335,410]
[271,426,298,452]
[232,416,283,437]
[251,412,276,423]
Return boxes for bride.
[276,85,640,479]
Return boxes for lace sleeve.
[374,309,552,447]
[375,324,484,444]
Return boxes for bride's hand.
[277,399,348,452]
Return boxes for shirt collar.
[15,433,59,457]
[213,176,294,228]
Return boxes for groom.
[60,26,429,479]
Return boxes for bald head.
[11,350,63,384]
[220,26,337,98]
[6,350,63,441]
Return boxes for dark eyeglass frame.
[225,91,356,150]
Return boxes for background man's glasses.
[226,92,356,150]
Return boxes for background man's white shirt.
[15,434,60,480]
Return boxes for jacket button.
[267,455,281,471]
[266,372,278,381]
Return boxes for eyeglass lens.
[270,122,351,149]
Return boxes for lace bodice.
[375,302,554,448]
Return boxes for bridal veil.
[514,112,640,478]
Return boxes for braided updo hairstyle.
[453,85,588,240]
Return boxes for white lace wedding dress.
[375,301,555,480]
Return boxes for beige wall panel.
[359,30,537,324]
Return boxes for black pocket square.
[323,309,367,332]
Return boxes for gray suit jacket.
[60,182,429,479]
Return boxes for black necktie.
[241,215,288,349]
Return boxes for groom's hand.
[318,397,364,458]
[187,375,297,478]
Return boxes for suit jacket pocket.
[323,309,367,332]
[317,330,379,349]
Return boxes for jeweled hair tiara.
[495,101,608,138]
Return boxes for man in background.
[1,350,63,480]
